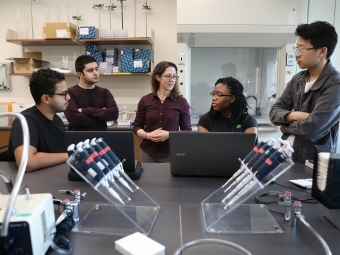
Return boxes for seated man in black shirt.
[8,68,69,172]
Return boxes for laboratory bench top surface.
[0,162,339,255]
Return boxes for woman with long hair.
[134,61,192,163]
[198,76,258,139]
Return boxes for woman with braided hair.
[198,76,258,139]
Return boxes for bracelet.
[144,132,148,140]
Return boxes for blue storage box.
[91,52,103,66]
[132,49,152,73]
[102,52,106,62]
[85,43,98,55]
[121,47,134,72]
[78,26,99,39]
[113,48,118,66]
[105,48,118,66]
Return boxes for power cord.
[48,212,74,255]
[254,193,284,215]
[274,182,313,194]
[255,189,319,215]
[255,192,318,204]
[273,183,318,203]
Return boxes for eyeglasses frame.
[210,92,234,99]
[48,92,69,100]
[162,75,179,80]
[292,46,318,55]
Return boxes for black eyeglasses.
[162,75,179,80]
[48,92,68,99]
[210,92,233,98]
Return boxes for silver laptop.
[170,132,256,177]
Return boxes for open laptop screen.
[169,132,256,177]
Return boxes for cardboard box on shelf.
[43,22,77,39]
[12,58,44,73]
[6,52,47,74]
[24,52,42,60]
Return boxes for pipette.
[72,147,125,204]
[90,138,136,191]
[82,143,131,200]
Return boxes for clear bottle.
[121,106,129,121]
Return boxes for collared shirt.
[133,92,192,156]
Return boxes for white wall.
[176,0,302,48]
[177,0,304,25]
[305,0,340,70]
[177,0,340,76]
[177,43,191,101]
[1,0,339,110]
[0,0,177,110]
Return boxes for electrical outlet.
[178,53,185,65]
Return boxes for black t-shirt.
[8,106,67,162]
[198,112,258,132]
[198,111,258,144]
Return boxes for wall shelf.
[9,72,151,77]
[99,72,152,76]
[9,73,76,77]
[9,73,31,77]
[6,39,84,46]
[6,29,154,78]
[6,38,153,47]
[79,38,153,45]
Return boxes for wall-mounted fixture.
[286,52,295,66]
[246,95,261,116]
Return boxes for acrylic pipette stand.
[201,158,294,234]
[66,155,159,237]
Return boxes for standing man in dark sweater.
[65,55,119,131]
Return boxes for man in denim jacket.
[270,21,340,163]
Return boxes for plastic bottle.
[62,56,68,69]
[121,106,129,121]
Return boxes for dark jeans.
[140,149,170,163]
